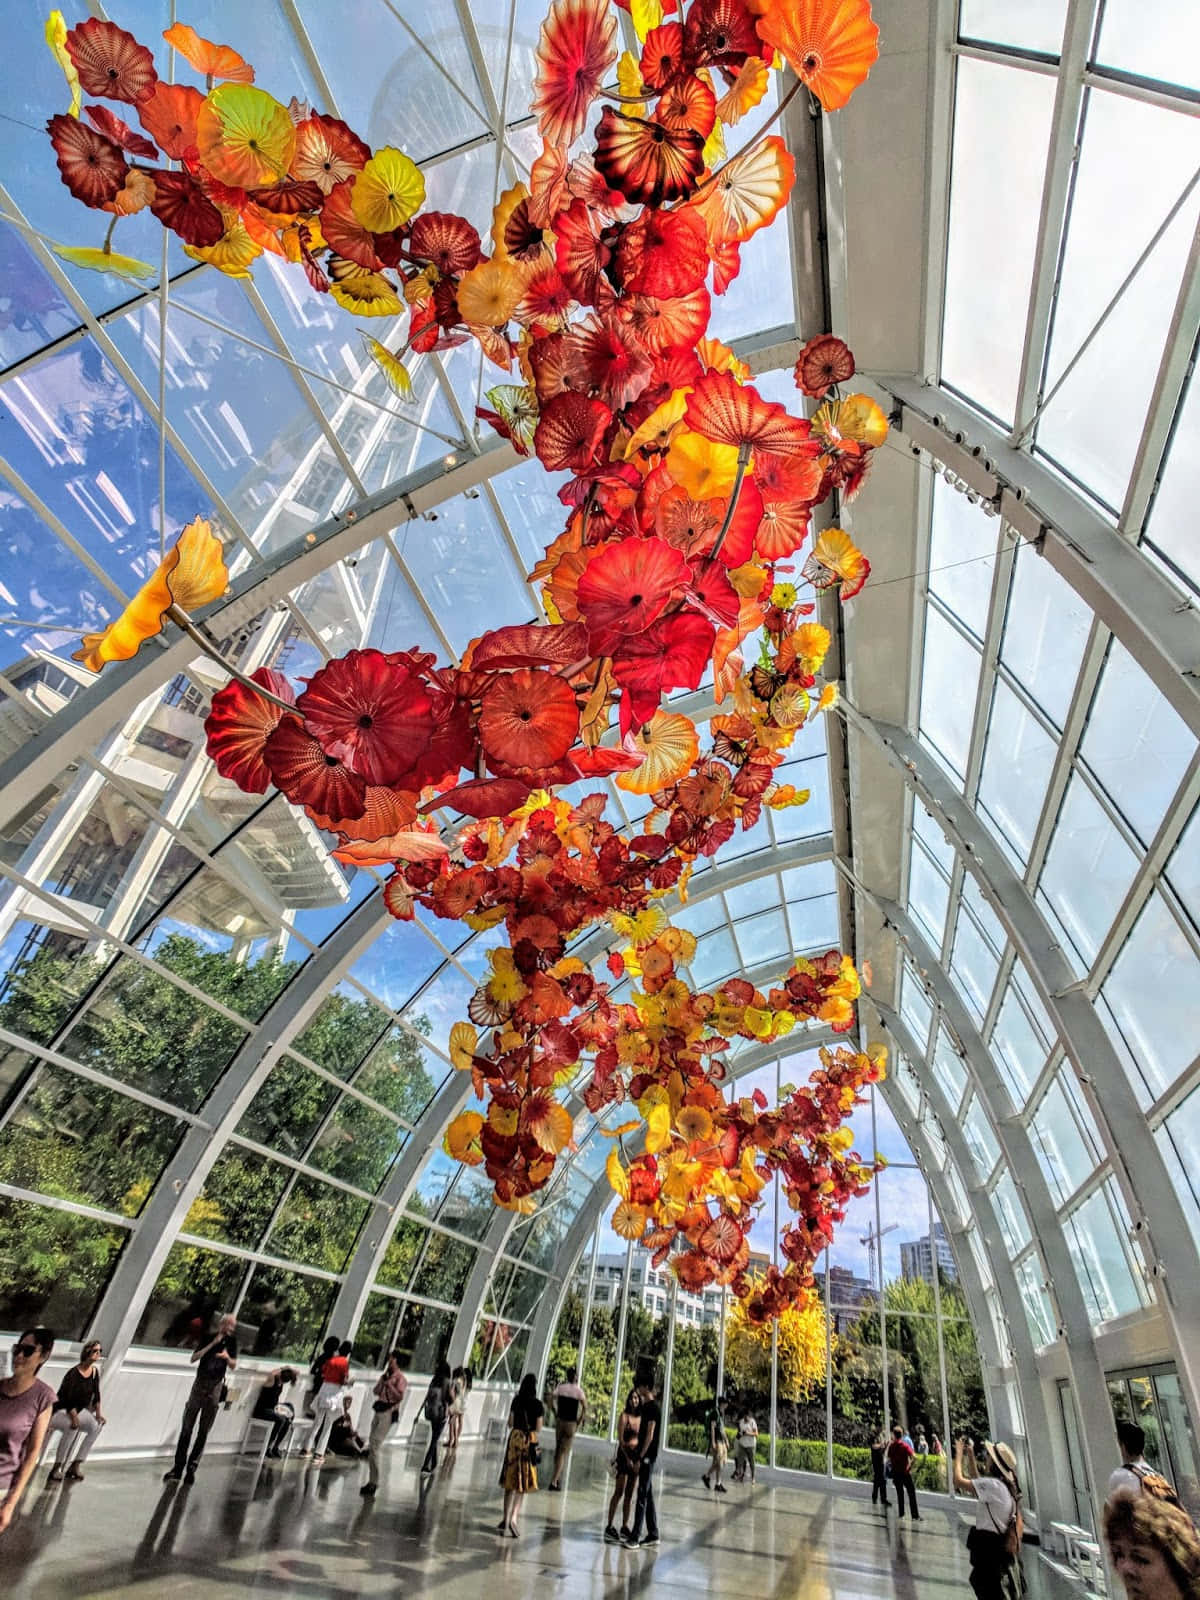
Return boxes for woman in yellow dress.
[498,1373,544,1538]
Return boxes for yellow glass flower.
[184,216,262,278]
[351,146,425,233]
[52,244,155,282]
[328,261,404,318]
[623,387,690,459]
[665,430,744,499]
[45,11,80,117]
[606,1146,631,1200]
[448,1021,477,1071]
[75,517,227,673]
[444,1110,484,1165]
[195,85,295,188]
[644,1103,672,1154]
[359,334,413,400]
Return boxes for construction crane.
[860,1221,898,1288]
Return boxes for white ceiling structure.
[0,0,1198,1536]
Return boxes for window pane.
[908,841,951,947]
[942,57,1057,421]
[1100,892,1200,1101]
[1094,0,1200,94]
[899,967,935,1052]
[950,907,1001,1023]
[1145,367,1200,593]
[239,1264,338,1361]
[265,1174,369,1271]
[963,1097,1002,1179]
[1030,1070,1103,1206]
[992,1172,1031,1256]
[1015,1255,1056,1347]
[307,1097,407,1192]
[189,1148,292,1250]
[1158,1087,1200,1253]
[1080,640,1195,845]
[410,1231,476,1305]
[1000,544,1092,729]
[959,0,1068,54]
[0,1194,126,1338]
[978,683,1058,861]
[0,1065,181,1216]
[1167,804,1200,934]
[928,477,1000,639]
[236,1055,338,1158]
[931,1027,969,1111]
[989,982,1050,1105]
[1035,94,1200,508]
[135,1241,247,1350]
[919,608,983,780]
[1039,774,1140,967]
[1063,1183,1149,1323]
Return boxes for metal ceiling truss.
[844,705,1200,1426]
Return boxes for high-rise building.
[900,1222,958,1285]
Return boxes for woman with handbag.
[497,1372,543,1539]
[361,1349,406,1497]
[954,1436,1025,1599]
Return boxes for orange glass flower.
[195,84,295,187]
[162,22,254,84]
[754,0,880,113]
[532,0,617,148]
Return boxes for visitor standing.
[361,1349,406,1498]
[46,1339,107,1482]
[915,1428,929,1455]
[305,1337,338,1419]
[870,1429,888,1508]
[420,1360,453,1474]
[252,1366,297,1458]
[930,1433,943,1457]
[954,1437,1024,1600]
[887,1424,920,1520]
[447,1366,471,1450]
[549,1366,587,1489]
[604,1388,641,1543]
[164,1313,238,1485]
[1107,1421,1184,1507]
[624,1372,661,1548]
[498,1373,543,1538]
[702,1392,728,1492]
[1104,1492,1200,1600]
[309,1339,352,1464]
[734,1411,759,1484]
[0,1328,55,1534]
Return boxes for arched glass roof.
[0,0,1198,1539]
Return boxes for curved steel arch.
[869,920,1114,1532]
[846,704,1200,1417]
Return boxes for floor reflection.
[5,1436,1080,1599]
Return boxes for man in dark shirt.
[165,1313,238,1485]
[887,1424,920,1519]
[624,1375,661,1547]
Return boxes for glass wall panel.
[1000,545,1092,730]
[235,1056,338,1157]
[1080,640,1195,845]
[1100,893,1200,1102]
[187,1148,292,1250]
[899,967,935,1050]
[927,476,1000,638]
[0,1066,181,1215]
[292,985,390,1081]
[958,1,1068,57]
[941,57,1057,421]
[1039,774,1140,967]
[963,1096,1002,1179]
[919,608,983,780]
[978,684,1058,862]
[1064,1183,1150,1323]
[353,1025,441,1121]
[355,1291,400,1370]
[950,907,1001,1023]
[989,983,1050,1105]
[991,1173,1032,1256]
[931,1028,969,1111]
[1094,0,1200,92]
[410,1232,476,1306]
[265,1175,370,1272]
[0,1194,126,1338]
[238,1264,338,1360]
[1014,1254,1056,1347]
[135,1241,248,1350]
[58,959,247,1109]
[908,841,951,948]
[1158,1088,1200,1252]
[307,1097,407,1191]
[1029,1070,1103,1207]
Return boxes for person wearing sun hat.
[954,1435,1024,1599]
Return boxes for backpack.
[1131,1462,1184,1510]
[423,1384,446,1423]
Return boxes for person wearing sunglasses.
[0,1327,56,1534]
[46,1339,107,1483]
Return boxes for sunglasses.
[13,1344,39,1358]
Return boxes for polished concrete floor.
[4,1437,1080,1599]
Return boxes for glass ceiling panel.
[958,0,1068,56]
[0,225,77,370]
[1144,365,1200,595]
[941,57,1057,424]
[1099,890,1200,1105]
[1038,772,1140,967]
[919,605,983,782]
[1079,639,1196,846]
[999,542,1091,729]
[978,681,1058,863]
[1034,92,1200,510]
[928,476,1000,639]
[1093,0,1200,94]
